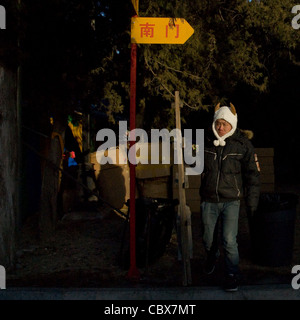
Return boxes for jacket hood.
[212,104,238,146]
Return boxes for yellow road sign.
[131,0,139,15]
[131,17,194,44]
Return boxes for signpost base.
[127,266,140,281]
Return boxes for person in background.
[200,103,260,292]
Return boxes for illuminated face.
[215,119,232,137]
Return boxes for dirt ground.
[6,183,300,289]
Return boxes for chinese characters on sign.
[131,17,194,44]
[140,23,155,38]
[166,24,179,38]
[140,22,180,39]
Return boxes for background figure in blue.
[200,103,260,292]
[57,114,84,217]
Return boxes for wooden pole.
[174,91,192,286]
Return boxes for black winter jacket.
[200,128,260,210]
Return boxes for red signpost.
[127,39,140,280]
[127,2,194,281]
[127,1,140,281]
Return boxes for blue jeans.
[201,201,240,275]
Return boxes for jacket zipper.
[215,147,223,202]
[222,153,243,160]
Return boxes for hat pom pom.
[213,140,220,146]
[214,139,226,147]
[220,140,226,146]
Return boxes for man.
[200,103,260,292]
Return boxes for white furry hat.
[212,103,238,146]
